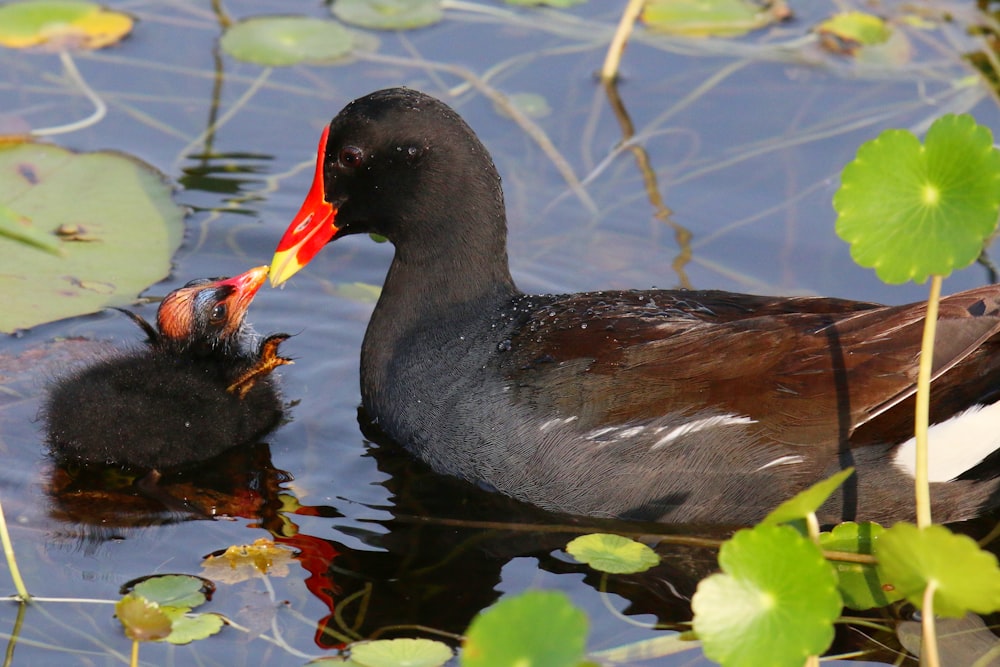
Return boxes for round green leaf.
[0,141,184,333]
[131,574,209,611]
[0,0,133,49]
[116,594,172,642]
[761,468,854,526]
[332,0,442,31]
[817,12,890,49]
[159,609,225,645]
[692,524,842,667]
[565,533,660,574]
[642,0,786,38]
[220,16,353,66]
[818,522,901,610]
[462,591,587,667]
[350,638,452,667]
[875,523,1000,617]
[834,114,1000,284]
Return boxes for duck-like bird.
[269,88,1000,524]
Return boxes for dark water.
[0,1,997,664]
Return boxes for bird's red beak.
[269,125,339,287]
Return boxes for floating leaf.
[818,522,901,610]
[202,538,294,584]
[642,0,790,38]
[875,523,1000,617]
[496,92,552,119]
[566,533,660,574]
[0,140,184,333]
[159,608,225,645]
[130,574,211,611]
[0,201,61,254]
[350,638,453,667]
[0,0,132,50]
[897,613,1000,666]
[761,468,854,526]
[816,12,890,55]
[332,0,442,31]
[220,16,353,66]
[834,114,1000,284]
[116,594,172,642]
[692,524,841,667]
[462,591,587,667]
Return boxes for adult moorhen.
[44,266,291,470]
[269,87,1000,525]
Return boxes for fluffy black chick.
[44,266,291,470]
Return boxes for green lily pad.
[642,0,790,38]
[692,524,841,667]
[220,16,353,66]
[0,140,184,333]
[116,594,172,642]
[565,533,660,574]
[834,114,1000,284]
[818,522,901,610]
[462,591,587,667]
[159,608,225,645]
[875,523,1000,617]
[130,574,210,611]
[350,638,453,667]
[816,12,890,55]
[0,0,133,50]
[332,0,442,31]
[761,468,854,526]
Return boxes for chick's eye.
[210,303,227,323]
[339,146,363,168]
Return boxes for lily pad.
[220,16,353,67]
[834,114,1000,284]
[159,608,225,645]
[0,0,133,50]
[691,524,841,667]
[0,140,184,333]
[875,523,1000,617]
[816,12,890,55]
[350,638,453,667]
[201,538,295,584]
[818,522,901,610]
[0,201,61,254]
[566,533,660,574]
[116,594,172,642]
[130,574,210,611]
[643,0,790,38]
[761,467,854,526]
[332,0,442,31]
[462,590,587,667]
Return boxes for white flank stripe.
[755,455,805,472]
[893,402,1000,482]
[651,415,756,451]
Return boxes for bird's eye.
[339,146,364,168]
[210,303,227,323]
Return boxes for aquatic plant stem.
[921,580,939,667]
[601,0,645,82]
[0,496,29,603]
[129,639,139,667]
[914,275,941,529]
[31,51,106,137]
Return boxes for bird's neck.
[360,211,519,420]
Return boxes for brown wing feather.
[501,285,1000,448]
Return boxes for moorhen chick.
[269,88,1000,525]
[44,266,291,470]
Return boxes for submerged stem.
[0,496,29,603]
[921,580,940,667]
